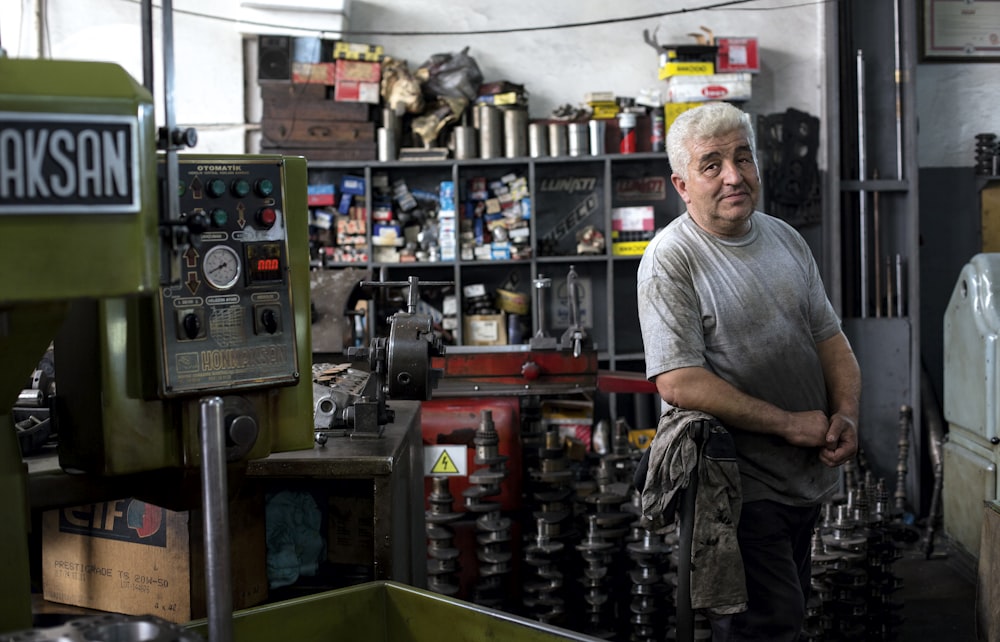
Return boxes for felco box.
[42,489,266,624]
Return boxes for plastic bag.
[415,47,483,101]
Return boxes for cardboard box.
[292,62,335,85]
[334,80,380,104]
[42,491,266,624]
[665,102,701,128]
[335,59,381,83]
[665,73,753,103]
[658,60,715,80]
[332,41,385,62]
[612,205,655,255]
[463,313,507,346]
[716,37,760,73]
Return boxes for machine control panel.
[157,158,299,396]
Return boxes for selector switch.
[254,305,281,335]
[176,309,206,341]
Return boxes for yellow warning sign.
[424,445,466,476]
[431,450,460,474]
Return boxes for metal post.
[200,396,233,642]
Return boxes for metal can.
[503,108,527,158]
[588,119,606,155]
[548,123,568,157]
[477,104,502,159]
[618,112,637,154]
[567,123,588,157]
[529,122,548,158]
[651,110,665,152]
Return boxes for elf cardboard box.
[42,489,266,624]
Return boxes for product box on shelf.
[42,490,266,624]
[463,313,508,346]
[611,205,655,255]
[307,184,336,206]
[665,73,753,103]
[332,41,385,62]
[335,59,382,83]
[292,62,335,85]
[334,80,380,104]
[716,37,760,73]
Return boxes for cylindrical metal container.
[548,123,568,157]
[477,104,502,159]
[503,108,527,158]
[382,107,402,151]
[453,125,477,159]
[588,119,606,156]
[528,122,548,158]
[567,122,588,157]
[377,127,396,161]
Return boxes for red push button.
[256,207,277,228]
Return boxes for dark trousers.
[709,500,821,642]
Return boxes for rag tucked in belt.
[636,407,747,616]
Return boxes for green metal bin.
[189,581,606,642]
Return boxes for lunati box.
[42,490,266,624]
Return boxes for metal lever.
[559,265,588,358]
[530,274,558,350]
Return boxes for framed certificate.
[922,0,1000,61]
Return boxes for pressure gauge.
[202,245,241,290]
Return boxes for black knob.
[261,308,278,334]
[226,414,258,450]
[182,313,201,339]
[186,211,209,234]
[992,437,1000,445]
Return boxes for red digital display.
[245,242,283,283]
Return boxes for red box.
[335,59,381,83]
[334,80,380,104]
[421,397,521,513]
[716,37,760,73]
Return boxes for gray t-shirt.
[637,211,843,505]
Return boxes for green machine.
[0,55,160,630]
[0,53,313,632]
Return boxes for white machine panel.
[943,253,1000,443]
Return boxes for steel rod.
[200,396,233,642]
[856,49,869,318]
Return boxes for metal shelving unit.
[306,152,680,373]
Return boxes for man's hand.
[820,413,858,467]
[780,410,834,449]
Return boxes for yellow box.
[332,41,385,62]
[665,102,701,128]
[658,61,715,80]
[612,241,651,256]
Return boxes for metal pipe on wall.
[856,49,869,318]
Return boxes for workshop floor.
[893,537,978,641]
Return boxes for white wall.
[3,0,997,168]
[2,0,828,158]
[348,0,826,123]
[917,64,1000,168]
